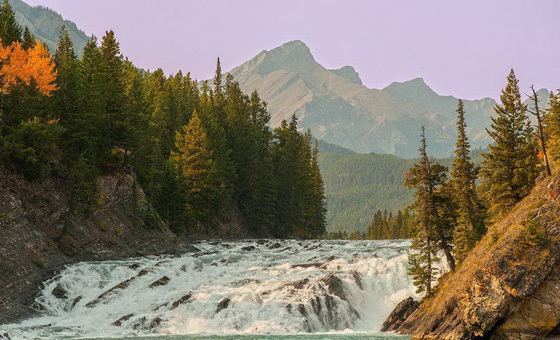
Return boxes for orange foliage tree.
[0,39,57,96]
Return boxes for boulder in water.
[170,293,192,309]
[269,242,281,249]
[86,276,137,308]
[323,274,347,301]
[381,297,419,332]
[51,285,68,299]
[112,313,134,327]
[131,316,163,331]
[216,298,231,313]
[149,276,170,288]
[241,245,255,251]
[291,263,323,269]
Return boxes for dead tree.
[527,85,552,176]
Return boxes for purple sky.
[25,0,560,100]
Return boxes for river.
[0,240,415,340]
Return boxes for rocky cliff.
[0,167,193,324]
[388,173,560,339]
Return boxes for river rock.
[216,298,231,313]
[86,276,137,308]
[70,296,82,309]
[112,313,134,327]
[51,285,68,299]
[170,293,192,309]
[269,242,281,249]
[291,263,323,269]
[322,274,347,301]
[131,316,163,331]
[149,276,170,288]
[381,297,419,332]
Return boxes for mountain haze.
[10,0,88,56]
[230,40,548,158]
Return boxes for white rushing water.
[1,240,417,339]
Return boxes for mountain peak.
[266,40,315,62]
[245,40,317,77]
[331,65,362,85]
[277,39,310,52]
[383,77,438,98]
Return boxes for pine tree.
[99,30,125,116]
[308,139,327,237]
[236,90,276,235]
[171,110,223,223]
[21,26,35,50]
[77,36,106,164]
[450,100,486,264]
[198,75,235,207]
[99,30,128,167]
[272,116,306,237]
[406,126,455,295]
[480,69,540,215]
[546,90,560,163]
[53,25,79,121]
[0,0,22,46]
[119,58,145,167]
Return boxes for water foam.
[1,240,417,339]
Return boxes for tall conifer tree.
[480,69,540,215]
[172,110,222,222]
[53,25,79,120]
[450,100,485,264]
[546,91,560,163]
[0,0,21,46]
[78,36,106,163]
[309,139,327,237]
[21,26,35,50]
[405,127,442,296]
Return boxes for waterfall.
[1,240,416,339]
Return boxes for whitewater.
[0,239,416,340]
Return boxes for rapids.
[0,239,417,339]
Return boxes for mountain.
[230,40,548,158]
[10,0,88,56]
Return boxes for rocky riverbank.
[0,167,196,324]
[383,174,560,340]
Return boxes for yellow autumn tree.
[0,39,57,96]
[0,39,59,179]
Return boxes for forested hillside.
[318,152,415,232]
[318,145,485,233]
[0,1,327,240]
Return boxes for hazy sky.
[24,0,560,100]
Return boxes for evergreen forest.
[0,0,327,239]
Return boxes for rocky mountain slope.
[385,171,560,339]
[230,40,548,158]
[11,0,88,56]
